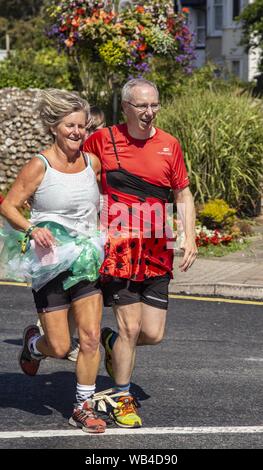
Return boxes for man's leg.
[137,273,169,345]
[103,302,142,428]
[100,276,143,428]
[112,302,142,385]
[137,304,167,346]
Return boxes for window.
[214,0,223,31]
[232,60,240,77]
[196,10,206,46]
[233,0,241,20]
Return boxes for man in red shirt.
[84,78,197,428]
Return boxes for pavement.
[170,217,263,300]
[0,217,263,301]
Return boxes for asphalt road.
[0,284,263,453]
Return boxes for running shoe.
[18,324,42,376]
[112,395,142,428]
[100,327,116,379]
[66,338,80,362]
[69,399,106,433]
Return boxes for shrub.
[198,199,236,230]
[157,89,263,215]
[148,62,243,99]
[0,48,73,89]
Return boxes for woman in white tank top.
[0,89,106,433]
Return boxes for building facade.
[179,0,260,82]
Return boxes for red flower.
[138,42,147,52]
[210,236,220,245]
[72,16,80,27]
[167,18,175,31]
[76,8,85,15]
[65,37,75,48]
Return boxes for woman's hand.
[31,227,55,248]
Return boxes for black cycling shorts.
[101,273,170,310]
[32,270,101,313]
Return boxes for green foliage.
[157,89,263,215]
[7,16,50,50]
[0,0,44,20]
[198,199,236,230]
[98,38,128,67]
[238,0,263,72]
[47,0,195,93]
[198,239,250,257]
[0,48,73,89]
[147,62,244,101]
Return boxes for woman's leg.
[37,308,71,358]
[19,308,71,377]
[72,292,102,385]
[69,292,106,433]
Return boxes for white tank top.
[30,153,100,236]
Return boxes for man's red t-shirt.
[84,124,190,280]
[84,123,189,194]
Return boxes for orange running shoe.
[69,399,106,433]
[18,324,42,376]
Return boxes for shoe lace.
[117,397,138,416]
[75,408,95,425]
[92,388,120,412]
[92,388,139,414]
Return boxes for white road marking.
[244,357,263,362]
[1,426,263,439]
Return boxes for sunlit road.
[0,284,263,450]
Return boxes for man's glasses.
[125,101,160,112]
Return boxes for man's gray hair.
[121,78,159,102]
[36,89,90,134]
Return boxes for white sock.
[76,383,95,408]
[28,334,43,357]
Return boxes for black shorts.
[101,273,170,310]
[32,271,101,313]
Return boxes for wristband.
[24,225,36,239]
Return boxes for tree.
[238,0,263,72]
[0,0,44,20]
[3,17,49,50]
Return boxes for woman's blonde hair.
[37,89,90,135]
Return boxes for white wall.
[205,0,260,81]
[0,50,8,61]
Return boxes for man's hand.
[174,187,197,272]
[179,236,197,272]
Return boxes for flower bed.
[196,225,233,247]
[195,225,251,257]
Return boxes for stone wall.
[0,88,52,192]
